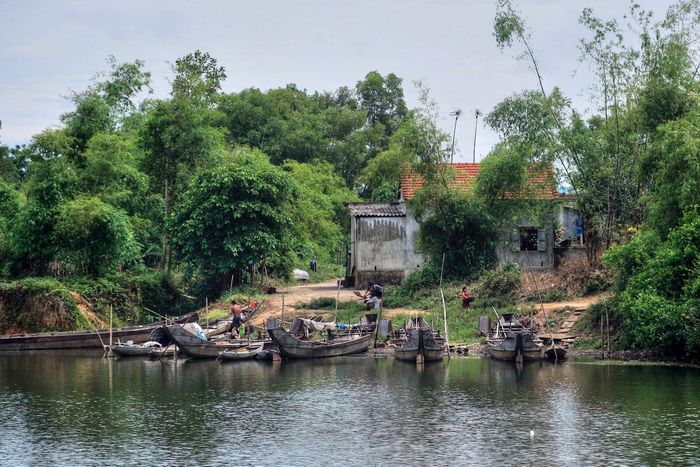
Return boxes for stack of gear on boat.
[364,282,384,310]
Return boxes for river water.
[0,353,698,466]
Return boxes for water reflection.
[0,354,699,465]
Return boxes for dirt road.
[248,280,424,325]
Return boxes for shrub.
[473,263,522,308]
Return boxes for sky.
[0,0,675,162]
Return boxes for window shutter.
[537,228,547,251]
[510,229,520,252]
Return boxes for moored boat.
[163,323,257,359]
[110,328,177,358]
[544,345,567,361]
[0,311,198,351]
[218,342,266,361]
[267,325,373,359]
[486,313,543,362]
[395,328,445,363]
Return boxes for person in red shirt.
[461,287,472,309]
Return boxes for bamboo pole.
[334,280,340,323]
[108,305,113,357]
[205,297,209,332]
[281,293,285,326]
[439,253,450,359]
[606,308,610,356]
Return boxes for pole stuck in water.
[440,253,450,359]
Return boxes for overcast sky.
[0,0,674,161]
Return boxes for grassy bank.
[0,272,196,334]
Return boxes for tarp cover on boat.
[300,318,336,332]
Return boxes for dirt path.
[210,280,606,330]
[536,294,608,314]
[249,280,424,325]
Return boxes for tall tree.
[170,149,294,295]
[140,98,225,270]
[171,50,226,108]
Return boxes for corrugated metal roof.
[347,203,406,217]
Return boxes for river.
[0,353,698,466]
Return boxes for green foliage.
[81,133,151,214]
[170,149,295,295]
[358,115,440,200]
[382,263,442,309]
[603,230,659,291]
[0,182,21,276]
[355,71,408,142]
[11,159,79,275]
[54,196,140,276]
[219,84,376,187]
[473,263,522,308]
[493,0,526,50]
[282,160,358,264]
[603,211,700,358]
[171,50,226,107]
[417,192,498,280]
[644,108,700,236]
[475,142,526,201]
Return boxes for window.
[519,227,538,251]
[510,227,547,252]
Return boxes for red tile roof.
[399,163,558,200]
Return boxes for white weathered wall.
[350,210,426,284]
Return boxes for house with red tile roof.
[345,163,583,286]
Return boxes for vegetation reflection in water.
[0,354,699,466]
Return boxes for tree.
[54,196,140,276]
[219,84,372,186]
[359,114,445,201]
[170,149,294,294]
[355,71,408,144]
[171,50,226,108]
[140,98,226,270]
[61,57,151,159]
[0,181,21,276]
[11,158,78,275]
[418,192,498,279]
[282,160,359,263]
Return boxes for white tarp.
[300,318,336,332]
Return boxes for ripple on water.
[0,355,699,466]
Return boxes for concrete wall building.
[347,202,423,286]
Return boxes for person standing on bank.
[461,287,474,309]
[229,300,242,338]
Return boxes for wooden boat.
[267,326,373,359]
[111,342,154,357]
[218,342,266,361]
[110,328,177,358]
[544,345,567,362]
[163,324,256,359]
[0,311,198,351]
[395,328,445,363]
[486,313,543,362]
